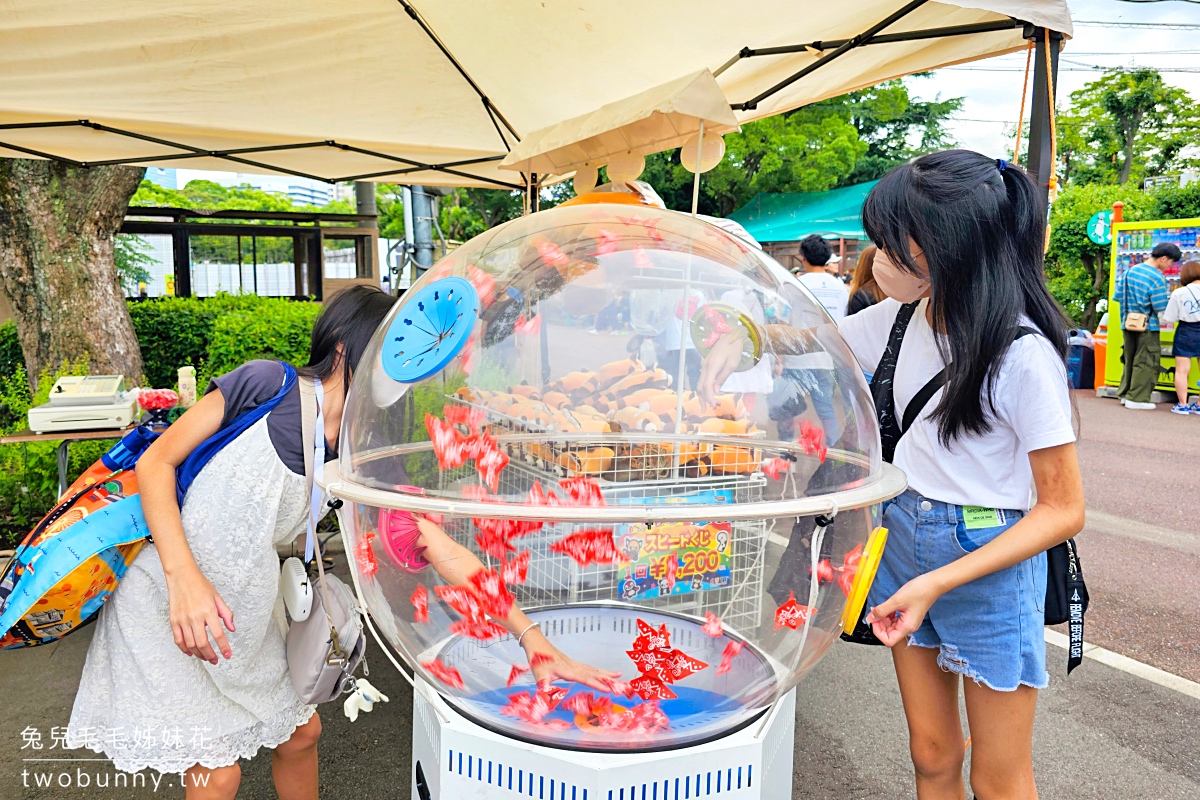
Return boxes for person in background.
[794,234,850,322]
[1164,260,1200,415]
[846,245,885,316]
[1115,242,1175,410]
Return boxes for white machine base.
[411,678,796,800]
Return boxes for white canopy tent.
[0,1,1071,189]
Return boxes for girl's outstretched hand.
[166,566,236,664]
[523,635,622,692]
[865,574,939,648]
[697,332,745,407]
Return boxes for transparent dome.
[332,202,905,752]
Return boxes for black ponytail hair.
[299,285,397,389]
[861,149,1069,446]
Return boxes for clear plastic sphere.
[334,202,904,752]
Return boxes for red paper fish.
[444,403,485,433]
[449,618,508,641]
[425,413,468,469]
[537,239,570,269]
[774,591,817,630]
[423,658,465,690]
[411,584,429,623]
[463,484,493,502]
[629,674,677,701]
[501,550,531,585]
[506,664,530,687]
[798,419,827,464]
[702,612,724,638]
[549,528,623,567]
[514,313,542,335]
[434,585,485,621]
[468,568,514,618]
[717,641,743,675]
[836,544,864,597]
[355,532,379,578]
[633,245,654,270]
[664,551,679,593]
[701,306,733,348]
[557,476,605,507]
[603,677,634,699]
[593,229,620,256]
[811,558,835,585]
[527,481,561,507]
[539,684,567,710]
[467,264,496,309]
[762,456,791,481]
[474,527,517,560]
[476,444,510,493]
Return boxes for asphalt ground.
[1,388,1198,798]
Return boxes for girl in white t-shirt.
[699,150,1085,799]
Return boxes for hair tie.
[996,158,1007,172]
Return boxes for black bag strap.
[872,301,1039,462]
[869,301,920,463]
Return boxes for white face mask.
[872,248,930,303]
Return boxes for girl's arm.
[414,517,622,691]
[135,390,235,664]
[867,442,1085,646]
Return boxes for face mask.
[872,249,930,303]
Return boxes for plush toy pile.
[451,357,762,482]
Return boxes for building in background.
[173,169,336,207]
[728,180,877,276]
[144,167,178,189]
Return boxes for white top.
[838,298,1076,511]
[1164,283,1200,324]
[795,270,849,323]
[784,271,848,370]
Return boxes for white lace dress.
[67,418,315,774]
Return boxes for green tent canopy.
[728,180,879,243]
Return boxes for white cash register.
[27,375,140,434]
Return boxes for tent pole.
[691,121,705,217]
[1024,25,1062,203]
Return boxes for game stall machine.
[322,77,905,799]
[1103,206,1200,401]
[324,203,905,799]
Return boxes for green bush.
[129,294,322,389]
[0,322,22,381]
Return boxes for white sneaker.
[1125,401,1156,410]
[1120,398,1128,406]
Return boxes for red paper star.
[468,568,514,618]
[434,585,485,622]
[701,612,724,638]
[629,674,677,701]
[449,619,508,641]
[762,456,791,481]
[798,419,827,463]
[501,551,531,586]
[506,663,530,687]
[537,239,570,269]
[557,476,605,507]
[549,528,623,567]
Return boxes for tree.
[1045,183,1151,328]
[1058,69,1197,186]
[641,78,960,215]
[0,160,145,386]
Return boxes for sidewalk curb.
[1045,628,1200,701]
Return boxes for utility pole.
[355,181,378,287]
[410,185,435,276]
[1024,26,1063,202]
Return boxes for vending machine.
[1105,217,1200,399]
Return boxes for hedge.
[0,294,324,548]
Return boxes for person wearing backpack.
[699,150,1086,800]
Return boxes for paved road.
[2,390,1199,799]
[1064,391,1200,683]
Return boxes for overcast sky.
[913,0,1200,158]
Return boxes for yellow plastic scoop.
[841,526,889,636]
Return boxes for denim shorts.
[866,489,1048,691]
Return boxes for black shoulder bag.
[844,303,1090,673]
